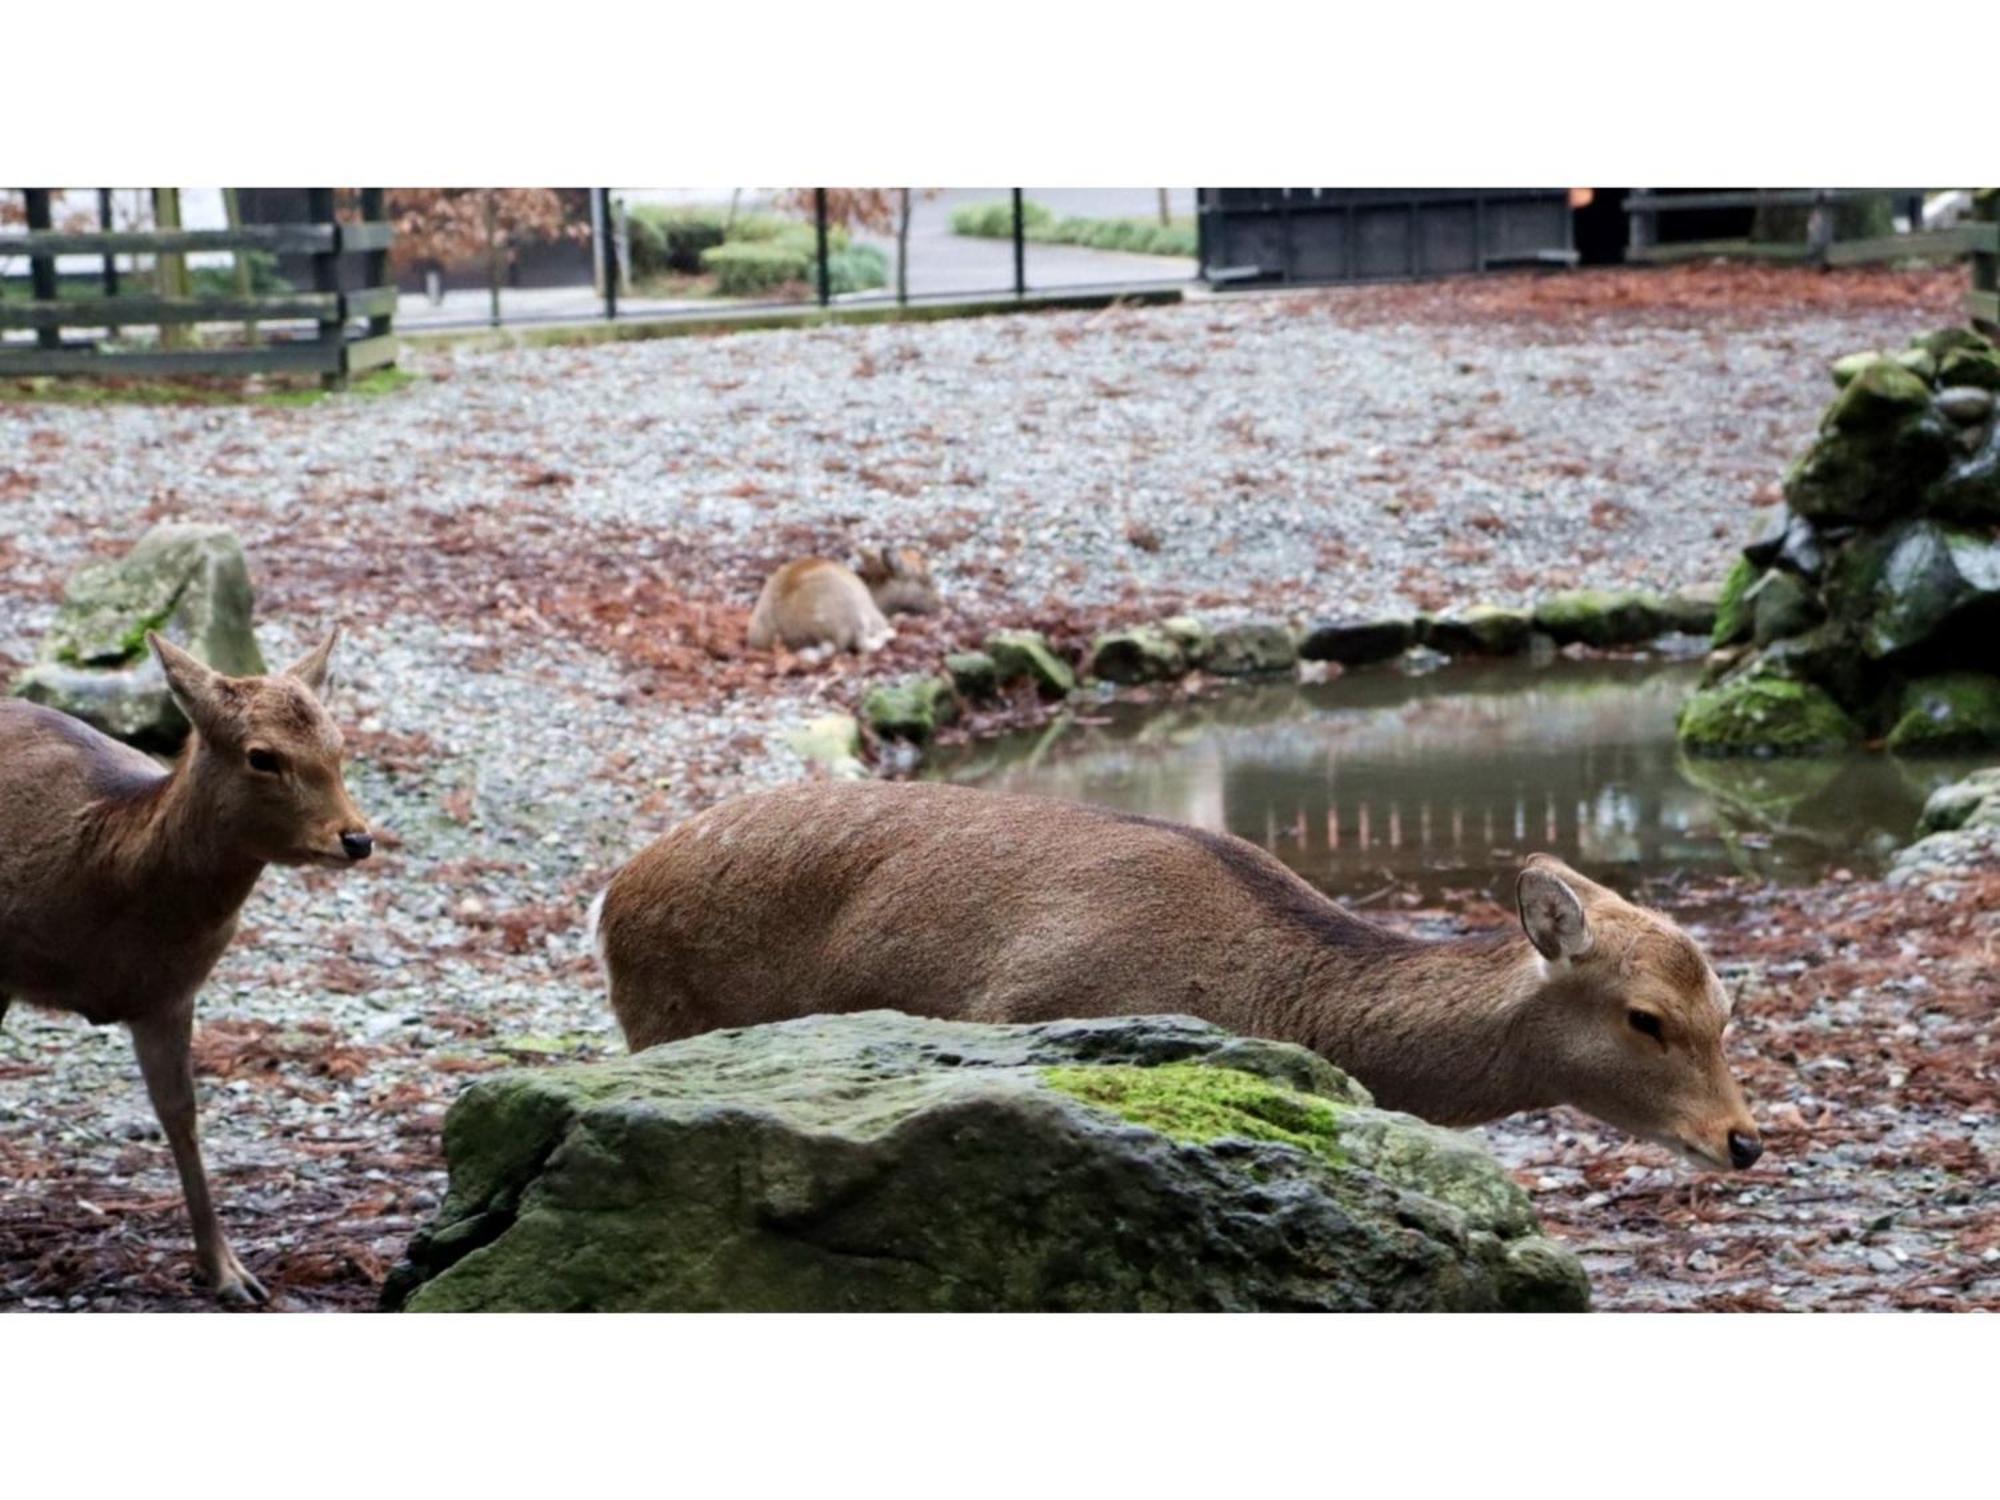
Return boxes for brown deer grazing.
[593,781,1763,1172]
[745,545,940,656]
[0,629,373,1305]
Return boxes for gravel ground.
[0,264,1988,1311]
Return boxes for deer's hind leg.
[130,1001,268,1308]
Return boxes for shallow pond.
[928,657,1983,903]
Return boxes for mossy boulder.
[1676,673,1862,756]
[1533,590,1664,648]
[943,651,1000,701]
[1157,615,1215,667]
[1830,350,1888,388]
[1937,345,2000,392]
[1298,617,1416,665]
[1925,415,2000,524]
[1088,625,1187,685]
[1204,622,1297,677]
[1907,327,1993,364]
[985,629,1076,698]
[1783,359,1956,524]
[861,676,957,744]
[1916,768,2000,834]
[1885,673,2000,754]
[1826,521,2000,660]
[1747,569,1824,646]
[383,1012,1587,1313]
[11,523,267,748]
[1422,605,1532,657]
[1712,556,1760,647]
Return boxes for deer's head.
[855,545,940,616]
[150,628,373,868]
[1516,855,1761,1172]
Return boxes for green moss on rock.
[861,676,957,743]
[1677,673,1862,756]
[1533,590,1664,648]
[1712,556,1759,647]
[1422,605,1533,657]
[1042,1062,1348,1166]
[1885,673,2000,754]
[985,629,1076,697]
[1088,625,1187,685]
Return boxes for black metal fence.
[1623,189,1956,267]
[0,188,396,383]
[1195,188,1577,287]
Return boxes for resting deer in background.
[593,781,1763,1173]
[745,544,941,656]
[0,629,373,1305]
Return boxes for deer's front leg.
[129,1003,268,1307]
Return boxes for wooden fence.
[1969,192,1998,332]
[1623,189,1968,268]
[0,188,395,383]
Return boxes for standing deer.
[0,629,372,1305]
[592,781,1763,1172]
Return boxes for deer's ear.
[149,632,225,729]
[1517,860,1593,962]
[284,626,340,695]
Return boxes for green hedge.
[697,238,887,298]
[626,206,729,276]
[950,199,1196,258]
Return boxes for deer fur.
[594,780,1763,1171]
[0,629,372,1305]
[745,546,939,655]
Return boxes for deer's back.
[746,559,888,651]
[598,779,1394,1046]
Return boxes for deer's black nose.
[340,830,374,862]
[1728,1130,1763,1170]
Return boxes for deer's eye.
[247,748,283,775]
[1627,1009,1665,1042]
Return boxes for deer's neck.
[1291,929,1555,1126]
[98,744,266,930]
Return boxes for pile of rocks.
[10,523,267,749]
[383,1011,1588,1313]
[1678,326,2000,756]
[856,589,1716,750]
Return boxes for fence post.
[814,188,831,307]
[597,187,618,321]
[96,189,120,334]
[1806,189,1834,267]
[1011,188,1026,298]
[24,189,60,351]
[307,187,344,388]
[1626,189,1654,260]
[360,188,392,341]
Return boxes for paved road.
[394,187,1198,331]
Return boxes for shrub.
[825,244,888,296]
[626,205,728,277]
[949,199,1054,238]
[950,199,1196,258]
[188,250,291,295]
[700,240,814,296]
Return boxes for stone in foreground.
[984,629,1077,697]
[384,1012,1588,1313]
[11,524,267,748]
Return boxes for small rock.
[1297,617,1414,665]
[1203,622,1297,677]
[942,651,999,702]
[984,630,1076,698]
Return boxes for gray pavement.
[392,188,1198,331]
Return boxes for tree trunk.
[153,189,189,350]
[223,188,255,343]
[1158,188,1171,228]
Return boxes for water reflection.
[928,659,1982,902]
